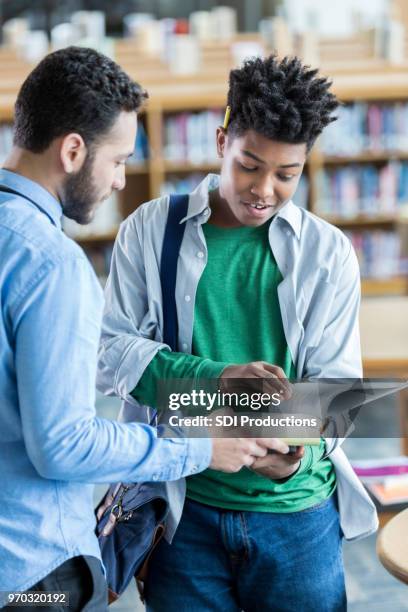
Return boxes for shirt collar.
[275,199,301,240]
[181,173,301,240]
[181,173,217,223]
[0,168,63,229]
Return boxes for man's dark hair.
[14,46,148,153]
[226,54,339,151]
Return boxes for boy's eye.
[239,162,257,172]
[277,174,294,182]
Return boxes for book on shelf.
[315,162,408,218]
[163,110,224,163]
[352,456,408,511]
[320,102,408,156]
[366,479,408,506]
[345,229,401,278]
[160,173,206,196]
[352,456,408,480]
[128,121,149,165]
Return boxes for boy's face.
[216,129,307,227]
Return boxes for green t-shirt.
[132,219,336,512]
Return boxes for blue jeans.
[145,494,346,612]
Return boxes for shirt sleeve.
[131,348,228,407]
[12,254,211,483]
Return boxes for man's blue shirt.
[0,169,211,596]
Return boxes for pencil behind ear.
[223,105,231,130]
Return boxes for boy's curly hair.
[226,55,339,151]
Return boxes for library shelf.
[322,152,408,165]
[1,56,408,295]
[163,160,221,173]
[73,231,118,245]
[361,276,408,296]
[321,215,398,228]
[125,163,149,175]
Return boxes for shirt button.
[191,465,199,472]
[152,475,159,481]
[184,295,191,302]
[286,230,291,236]
[197,251,204,258]
[194,221,198,227]
[182,343,188,350]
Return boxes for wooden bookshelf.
[322,152,408,164]
[162,160,221,173]
[125,163,149,175]
[322,215,397,228]
[0,55,407,295]
[361,276,408,296]
[74,231,118,245]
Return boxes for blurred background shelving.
[0,0,408,292]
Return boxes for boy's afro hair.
[227,54,339,150]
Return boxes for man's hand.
[250,443,305,481]
[220,361,292,400]
[209,438,270,473]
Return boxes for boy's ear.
[216,127,227,159]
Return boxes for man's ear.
[59,133,87,174]
[216,127,228,159]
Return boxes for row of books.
[162,103,408,162]
[130,121,149,164]
[352,457,408,511]
[320,102,408,156]
[160,173,206,196]
[345,230,402,279]
[315,162,408,218]
[163,110,224,163]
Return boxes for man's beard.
[62,151,99,225]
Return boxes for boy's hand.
[250,443,305,480]
[220,361,292,400]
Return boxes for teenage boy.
[97,55,378,611]
[0,47,262,611]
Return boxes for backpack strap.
[160,194,189,351]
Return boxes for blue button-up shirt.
[0,168,211,597]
